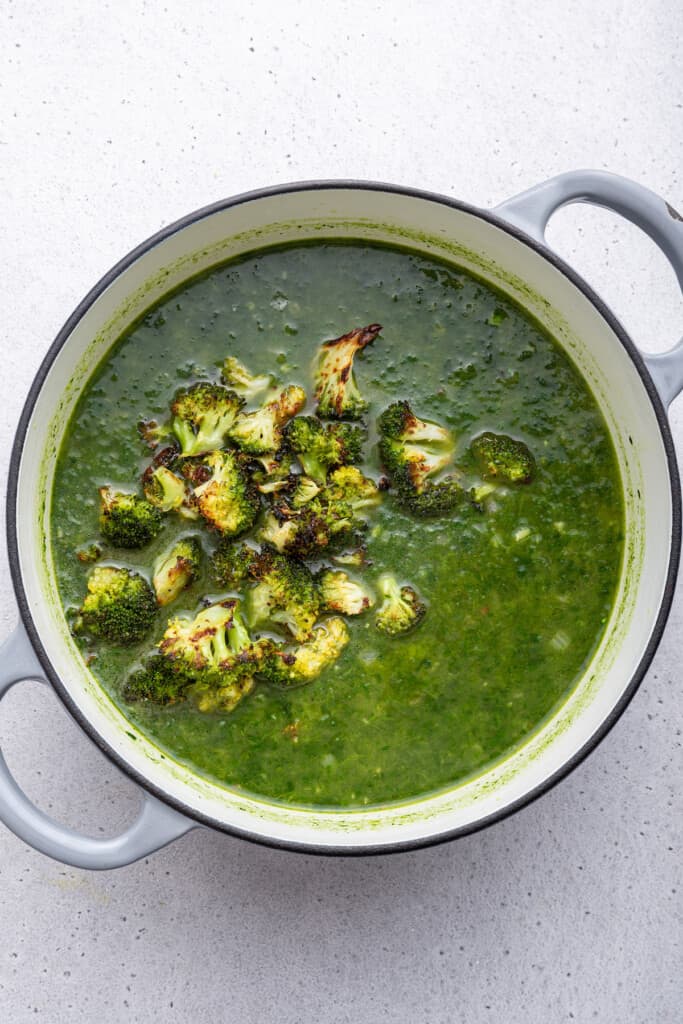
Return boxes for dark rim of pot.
[6,180,681,857]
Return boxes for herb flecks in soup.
[51,242,624,807]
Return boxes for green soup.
[51,241,624,807]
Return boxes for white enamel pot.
[2,171,683,869]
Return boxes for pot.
[2,170,682,869]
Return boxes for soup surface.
[51,241,624,807]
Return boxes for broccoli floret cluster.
[75,335,536,714]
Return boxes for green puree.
[51,242,624,807]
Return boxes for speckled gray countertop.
[0,2,681,1021]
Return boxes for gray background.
[1,2,681,1021]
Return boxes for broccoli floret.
[153,537,202,606]
[285,416,364,483]
[74,565,156,644]
[76,542,102,564]
[324,466,381,513]
[331,546,369,568]
[123,655,190,705]
[314,324,381,419]
[170,382,243,457]
[405,478,465,517]
[246,548,320,641]
[261,617,349,687]
[228,384,306,455]
[210,540,257,589]
[142,464,188,512]
[190,450,260,536]
[249,451,296,495]
[158,600,270,712]
[378,400,455,492]
[374,574,426,637]
[289,475,322,508]
[317,569,373,616]
[98,487,163,548]
[258,498,364,561]
[221,355,272,399]
[470,431,536,484]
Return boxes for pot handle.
[495,170,683,407]
[0,621,195,870]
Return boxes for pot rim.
[6,179,681,855]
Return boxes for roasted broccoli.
[324,466,381,514]
[221,355,272,399]
[158,600,270,712]
[138,418,172,450]
[123,655,190,705]
[246,548,320,641]
[153,537,202,606]
[258,498,363,561]
[211,539,257,589]
[76,542,102,564]
[190,450,260,536]
[98,487,164,548]
[74,565,157,644]
[314,324,381,419]
[317,569,373,616]
[289,475,322,508]
[285,416,364,483]
[469,431,536,484]
[261,617,349,687]
[228,384,306,455]
[377,401,463,515]
[250,451,296,495]
[142,464,188,512]
[170,382,243,457]
[374,574,426,637]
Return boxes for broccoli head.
[98,487,163,548]
[261,617,349,687]
[190,450,260,536]
[469,431,536,484]
[378,400,455,492]
[317,569,373,616]
[374,574,426,637]
[246,548,320,641]
[314,323,382,419]
[285,416,364,483]
[76,542,102,564]
[138,418,172,450]
[171,382,243,457]
[158,600,270,712]
[221,355,272,399]
[250,451,296,495]
[153,537,202,606]
[210,539,258,589]
[142,464,188,512]
[74,565,157,644]
[289,475,322,508]
[324,466,381,513]
[228,384,306,455]
[123,655,190,705]
[258,498,364,561]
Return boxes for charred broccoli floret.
[317,569,373,615]
[261,617,349,687]
[158,600,270,712]
[138,418,172,450]
[314,324,381,419]
[289,475,322,508]
[74,565,157,644]
[250,451,296,495]
[170,382,243,457]
[210,539,258,589]
[324,466,381,513]
[190,450,260,536]
[374,574,426,637]
[153,537,202,606]
[221,355,272,399]
[246,548,320,641]
[76,542,102,564]
[123,655,190,705]
[258,498,364,561]
[469,431,536,484]
[228,384,306,455]
[285,416,364,483]
[98,487,163,548]
[142,464,188,512]
[377,401,463,515]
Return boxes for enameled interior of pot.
[13,187,673,848]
